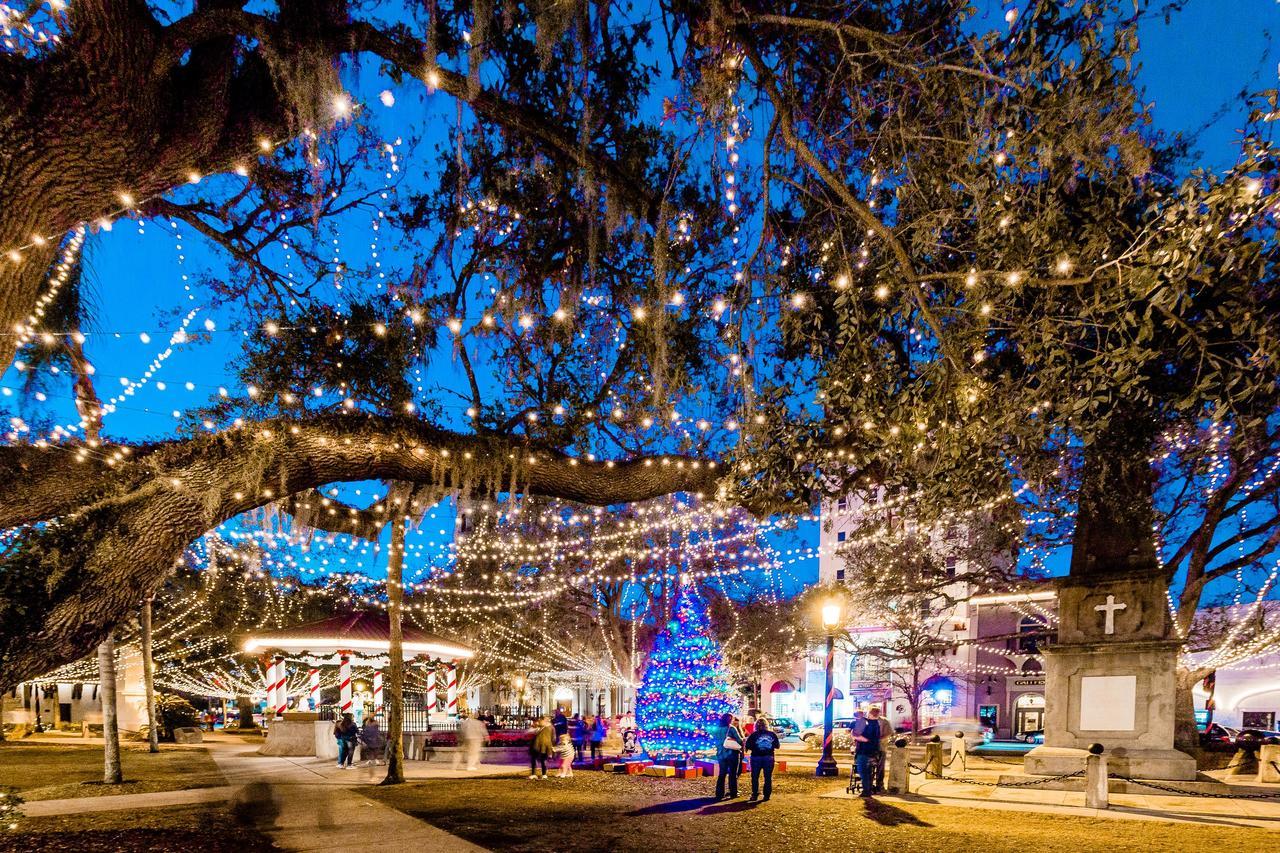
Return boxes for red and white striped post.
[339,653,353,716]
[425,668,437,715]
[272,656,287,718]
[373,670,384,714]
[446,662,458,717]
[263,661,276,721]
[308,669,320,711]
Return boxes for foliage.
[154,694,201,742]
[635,584,738,758]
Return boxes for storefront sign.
[1011,677,1045,687]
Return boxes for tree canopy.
[0,0,1277,689]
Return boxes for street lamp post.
[816,600,842,777]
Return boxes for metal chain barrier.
[1108,771,1280,800]
[907,764,1085,788]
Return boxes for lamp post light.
[816,600,842,777]
[514,676,526,716]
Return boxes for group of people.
[331,712,387,768]
[526,709,609,779]
[712,713,782,802]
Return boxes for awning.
[242,612,474,664]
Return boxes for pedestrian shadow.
[860,798,932,827]
[699,799,761,814]
[627,796,717,815]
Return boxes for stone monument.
[1024,568,1197,780]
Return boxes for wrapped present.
[694,760,718,777]
[625,762,649,775]
[776,761,787,772]
[643,765,676,777]
[603,763,627,773]
[676,767,701,779]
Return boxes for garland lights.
[634,583,738,758]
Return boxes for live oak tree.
[2,0,1277,722]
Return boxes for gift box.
[603,762,627,773]
[776,761,787,772]
[676,767,701,779]
[694,760,718,777]
[625,762,650,775]
[643,765,676,777]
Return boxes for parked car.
[914,719,993,744]
[1199,723,1239,750]
[1018,728,1044,744]
[799,718,859,750]
[1233,728,1280,746]
[771,716,800,739]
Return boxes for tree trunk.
[1070,415,1160,578]
[1174,668,1204,753]
[382,508,407,785]
[140,597,160,752]
[234,695,257,730]
[98,632,123,784]
[0,690,6,741]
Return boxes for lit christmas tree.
[635,583,739,758]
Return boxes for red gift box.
[676,767,701,779]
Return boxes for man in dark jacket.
[852,706,884,797]
[552,708,568,739]
[743,718,780,802]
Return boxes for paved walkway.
[820,767,1280,831]
[20,739,508,852]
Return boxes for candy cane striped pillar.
[272,656,287,717]
[339,654,353,716]
[263,662,276,721]
[425,669,437,715]
[373,671,384,714]
[446,663,458,717]
[308,669,320,711]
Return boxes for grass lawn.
[0,742,224,801]
[0,803,277,852]
[363,769,1274,853]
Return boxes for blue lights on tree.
[635,584,738,758]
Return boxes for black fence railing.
[317,700,544,733]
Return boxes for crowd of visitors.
[334,703,887,804]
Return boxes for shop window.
[1018,616,1048,653]
[837,498,848,512]
[837,531,846,542]
[1022,659,1042,673]
[836,569,845,581]
[944,557,957,578]
[1242,711,1276,729]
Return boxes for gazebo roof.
[242,612,474,663]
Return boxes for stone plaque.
[1078,675,1136,731]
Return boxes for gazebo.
[243,613,474,757]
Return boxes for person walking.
[744,718,780,802]
[454,713,489,771]
[570,713,586,762]
[529,717,555,780]
[587,714,606,760]
[358,716,387,766]
[852,706,884,798]
[712,712,744,800]
[333,713,359,769]
[552,708,568,740]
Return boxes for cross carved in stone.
[1094,594,1127,635]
